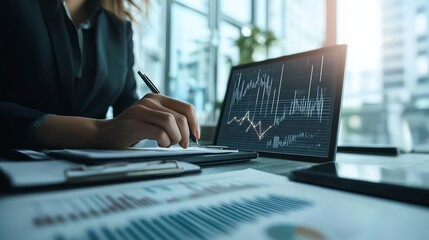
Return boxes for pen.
[137,71,201,147]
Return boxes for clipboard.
[65,160,191,183]
[0,160,201,193]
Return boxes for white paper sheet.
[47,146,238,160]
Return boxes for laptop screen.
[215,45,347,162]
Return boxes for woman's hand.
[99,93,200,148]
[35,93,200,149]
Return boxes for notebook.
[214,44,347,163]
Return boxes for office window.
[282,0,326,55]
[383,53,404,62]
[383,26,404,35]
[382,40,404,48]
[338,0,429,150]
[383,68,404,76]
[217,22,240,103]
[168,3,211,115]
[417,54,429,77]
[216,0,326,115]
[418,77,429,84]
[415,11,427,37]
[255,0,268,28]
[176,0,208,13]
[383,80,404,88]
[217,0,251,106]
[133,0,327,131]
[268,0,284,39]
[221,0,252,24]
[382,0,402,9]
[132,0,164,96]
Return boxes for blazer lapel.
[91,12,108,100]
[77,11,109,112]
[38,0,74,112]
[81,10,126,111]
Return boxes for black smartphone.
[289,162,429,207]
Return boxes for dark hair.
[101,0,149,21]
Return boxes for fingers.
[138,106,183,147]
[119,117,173,148]
[116,104,182,147]
[138,97,191,148]
[142,93,200,140]
[124,93,199,148]
[142,121,175,147]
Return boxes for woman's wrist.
[28,114,55,147]
[35,115,106,148]
[90,118,117,148]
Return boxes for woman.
[0,0,200,149]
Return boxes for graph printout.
[1,169,428,240]
[217,50,341,157]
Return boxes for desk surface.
[2,152,429,193]
[1,152,429,240]
[1,152,429,194]
[202,152,429,176]
[203,156,314,176]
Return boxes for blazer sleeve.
[0,2,47,148]
[112,21,139,117]
[0,102,47,148]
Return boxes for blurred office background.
[131,0,429,151]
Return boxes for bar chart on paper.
[0,169,318,240]
[217,51,340,157]
[2,169,427,240]
[51,194,312,240]
[29,177,267,228]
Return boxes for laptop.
[213,44,347,163]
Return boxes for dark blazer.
[0,0,139,148]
